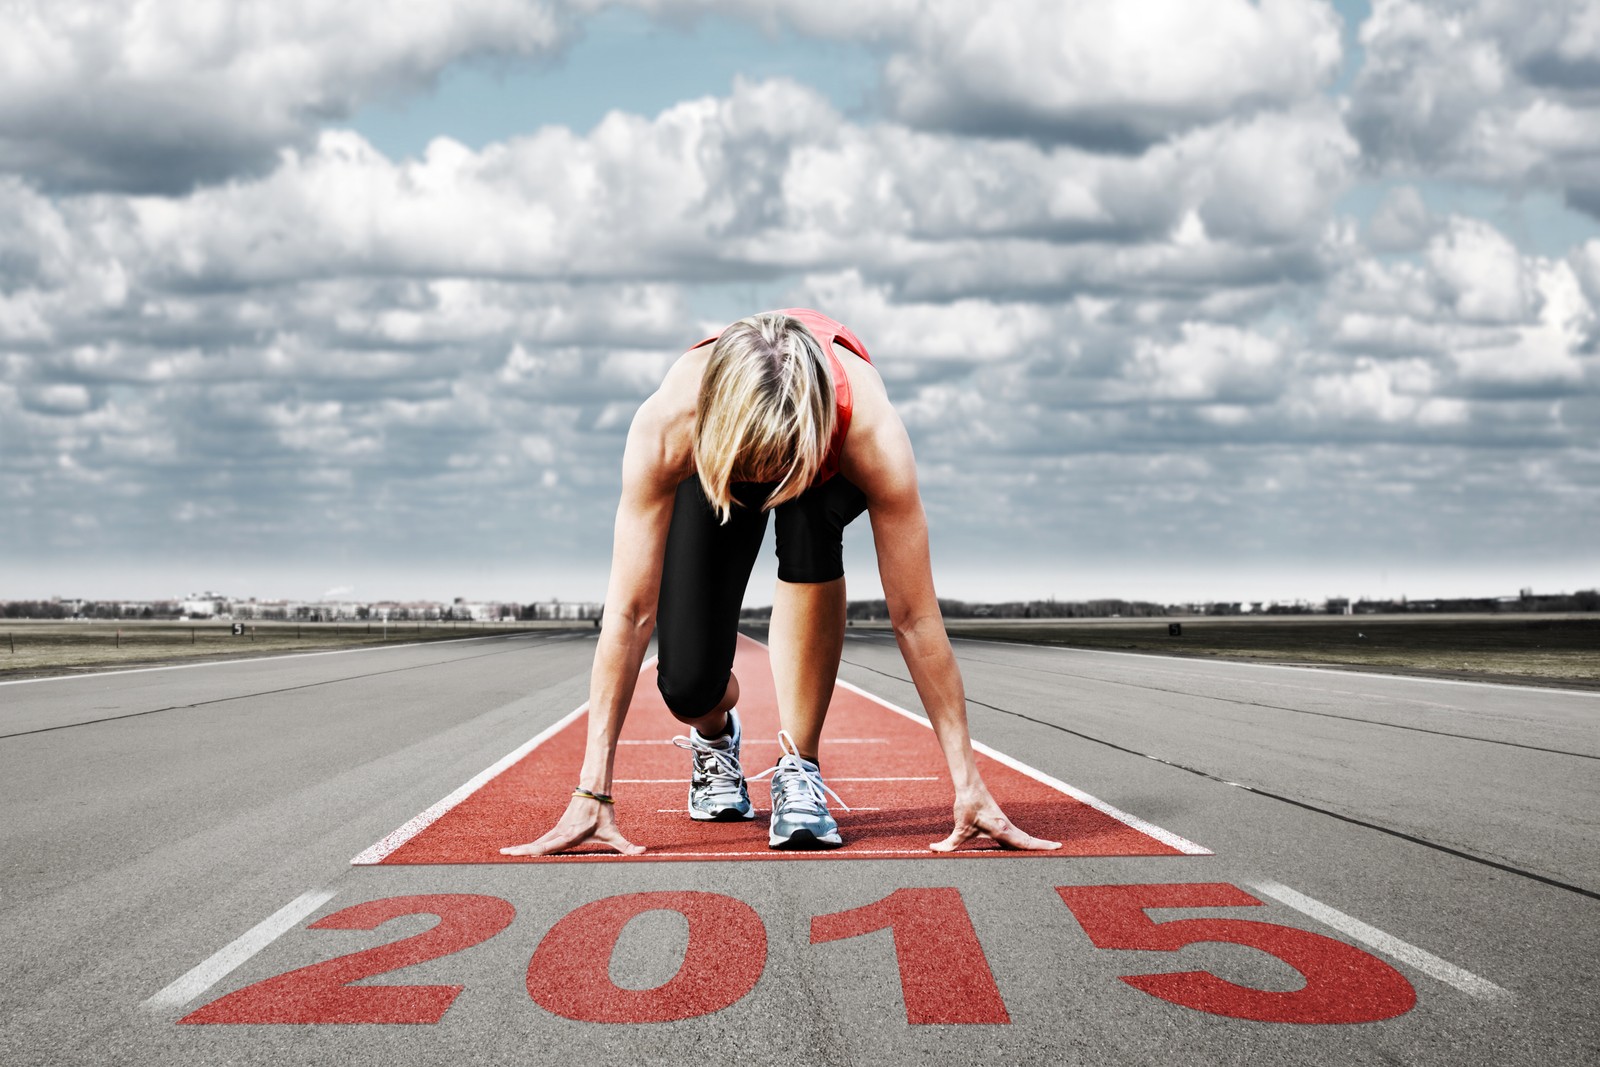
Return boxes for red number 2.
[812,887,1009,1024]
[180,894,516,1024]
[1056,883,1416,1024]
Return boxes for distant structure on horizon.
[737,589,1600,622]
[4,589,1594,622]
[1,593,603,622]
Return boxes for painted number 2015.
[179,883,1415,1026]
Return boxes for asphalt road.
[1,628,1595,1066]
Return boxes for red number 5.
[1056,883,1415,1024]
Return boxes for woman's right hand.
[499,795,646,857]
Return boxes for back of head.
[695,312,836,523]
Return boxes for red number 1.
[811,888,1009,1024]
[1056,883,1416,1024]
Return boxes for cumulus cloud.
[1128,323,1287,403]
[1318,216,1598,402]
[881,0,1343,147]
[618,0,1343,148]
[1366,184,1438,251]
[3,3,1597,594]
[3,80,1354,310]
[1350,0,1600,216]
[0,0,572,193]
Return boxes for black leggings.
[655,474,868,721]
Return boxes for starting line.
[145,635,1518,1027]
[353,635,1211,864]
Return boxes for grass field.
[0,618,589,681]
[6,614,1597,689]
[854,613,1600,689]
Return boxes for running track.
[1,628,1595,1065]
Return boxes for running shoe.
[752,731,849,849]
[672,708,755,821]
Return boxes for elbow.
[601,602,656,638]
[890,609,942,645]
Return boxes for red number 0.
[811,888,1009,1024]
[527,891,766,1023]
[1056,883,1415,1023]
[180,894,515,1025]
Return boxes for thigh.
[656,478,770,718]
[773,474,869,584]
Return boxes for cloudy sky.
[3,0,1597,606]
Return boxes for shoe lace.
[751,730,850,812]
[672,731,745,794]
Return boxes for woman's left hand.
[931,783,1062,852]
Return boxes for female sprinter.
[502,309,1059,856]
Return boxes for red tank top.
[688,308,872,484]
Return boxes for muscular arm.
[856,418,981,792]
[576,403,680,794]
[847,380,1058,852]
[502,393,683,857]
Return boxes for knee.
[774,514,845,583]
[657,668,729,722]
[776,554,845,584]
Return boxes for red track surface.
[370,636,1200,863]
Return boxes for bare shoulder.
[626,348,706,487]
[836,350,916,502]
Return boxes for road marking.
[0,631,551,687]
[349,655,659,864]
[618,737,888,744]
[950,637,1600,698]
[351,707,592,862]
[143,889,336,1011]
[354,639,1206,864]
[1249,881,1513,1002]
[834,677,1213,856]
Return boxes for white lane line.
[620,776,936,783]
[142,888,336,1011]
[0,631,552,687]
[351,638,1207,862]
[1249,881,1513,1002]
[952,637,1600,698]
[623,738,892,746]
[350,695,603,864]
[348,654,659,865]
[834,676,1213,856]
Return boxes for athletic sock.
[705,709,736,742]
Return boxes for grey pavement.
[1,628,1595,1066]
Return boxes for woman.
[502,309,1058,856]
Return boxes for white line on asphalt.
[142,888,336,1011]
[618,737,887,744]
[833,677,1214,856]
[352,705,592,863]
[0,631,550,687]
[350,639,1209,863]
[347,655,656,864]
[1249,880,1513,1002]
[953,637,1600,698]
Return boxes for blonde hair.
[694,312,836,523]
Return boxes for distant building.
[180,592,227,618]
